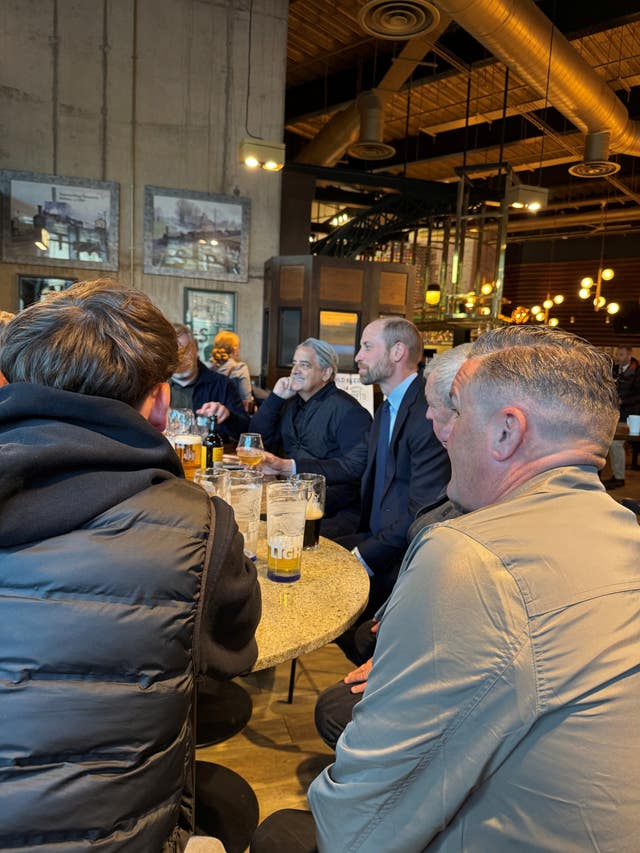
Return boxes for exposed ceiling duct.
[430,0,640,176]
[348,91,396,160]
[294,13,450,166]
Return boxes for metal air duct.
[348,91,396,160]
[430,0,640,174]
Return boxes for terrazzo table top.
[252,523,369,671]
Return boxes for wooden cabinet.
[263,255,415,386]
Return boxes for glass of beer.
[290,473,326,550]
[266,481,308,583]
[236,433,264,467]
[171,434,202,481]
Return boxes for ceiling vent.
[567,131,622,178]
[358,0,441,40]
[568,160,621,179]
[347,91,396,160]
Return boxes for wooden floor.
[197,463,640,852]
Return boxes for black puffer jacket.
[0,383,260,852]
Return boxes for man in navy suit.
[268,317,450,616]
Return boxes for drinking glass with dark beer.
[291,473,325,550]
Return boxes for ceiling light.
[506,184,549,212]
[239,139,285,171]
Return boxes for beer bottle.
[204,415,224,467]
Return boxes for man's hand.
[196,401,231,423]
[272,376,297,400]
[259,451,294,475]
[343,658,373,694]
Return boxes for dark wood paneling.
[504,256,640,347]
[319,266,364,302]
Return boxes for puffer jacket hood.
[0,382,183,547]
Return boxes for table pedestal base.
[196,679,253,747]
[195,761,259,853]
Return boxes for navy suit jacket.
[298,375,450,589]
[356,374,450,578]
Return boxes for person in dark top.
[169,322,249,441]
[251,338,371,526]
[604,344,640,488]
[0,281,261,852]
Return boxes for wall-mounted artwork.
[144,186,250,281]
[184,288,236,363]
[18,275,77,310]
[0,170,119,270]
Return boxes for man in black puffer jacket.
[0,280,261,852]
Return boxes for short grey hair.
[468,325,618,453]
[424,343,473,408]
[298,338,339,379]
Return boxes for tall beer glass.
[291,473,326,550]
[266,481,308,582]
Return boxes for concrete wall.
[0,0,287,374]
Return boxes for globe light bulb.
[531,305,541,315]
[581,276,594,288]
[480,282,494,295]
[607,302,620,315]
[535,312,545,322]
[549,317,559,327]
[543,299,554,310]
[578,288,591,300]
[553,294,564,304]
[601,267,615,281]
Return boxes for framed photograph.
[319,309,361,372]
[184,288,236,363]
[18,275,77,310]
[144,186,250,281]
[0,170,119,270]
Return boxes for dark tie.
[370,400,390,534]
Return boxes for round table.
[196,528,369,852]
[253,523,370,671]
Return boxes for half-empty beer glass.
[266,481,308,582]
[291,473,326,550]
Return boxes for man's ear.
[490,407,526,461]
[139,382,171,431]
[0,371,8,387]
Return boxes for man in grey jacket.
[0,281,261,852]
[251,325,640,852]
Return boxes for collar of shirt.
[384,372,417,440]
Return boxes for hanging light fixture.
[531,292,564,327]
[577,203,619,315]
[425,282,441,306]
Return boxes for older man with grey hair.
[251,325,640,853]
[250,337,371,522]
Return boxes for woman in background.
[211,330,254,412]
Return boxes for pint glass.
[290,473,326,550]
[266,481,308,582]
[171,434,202,481]
[229,470,263,560]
